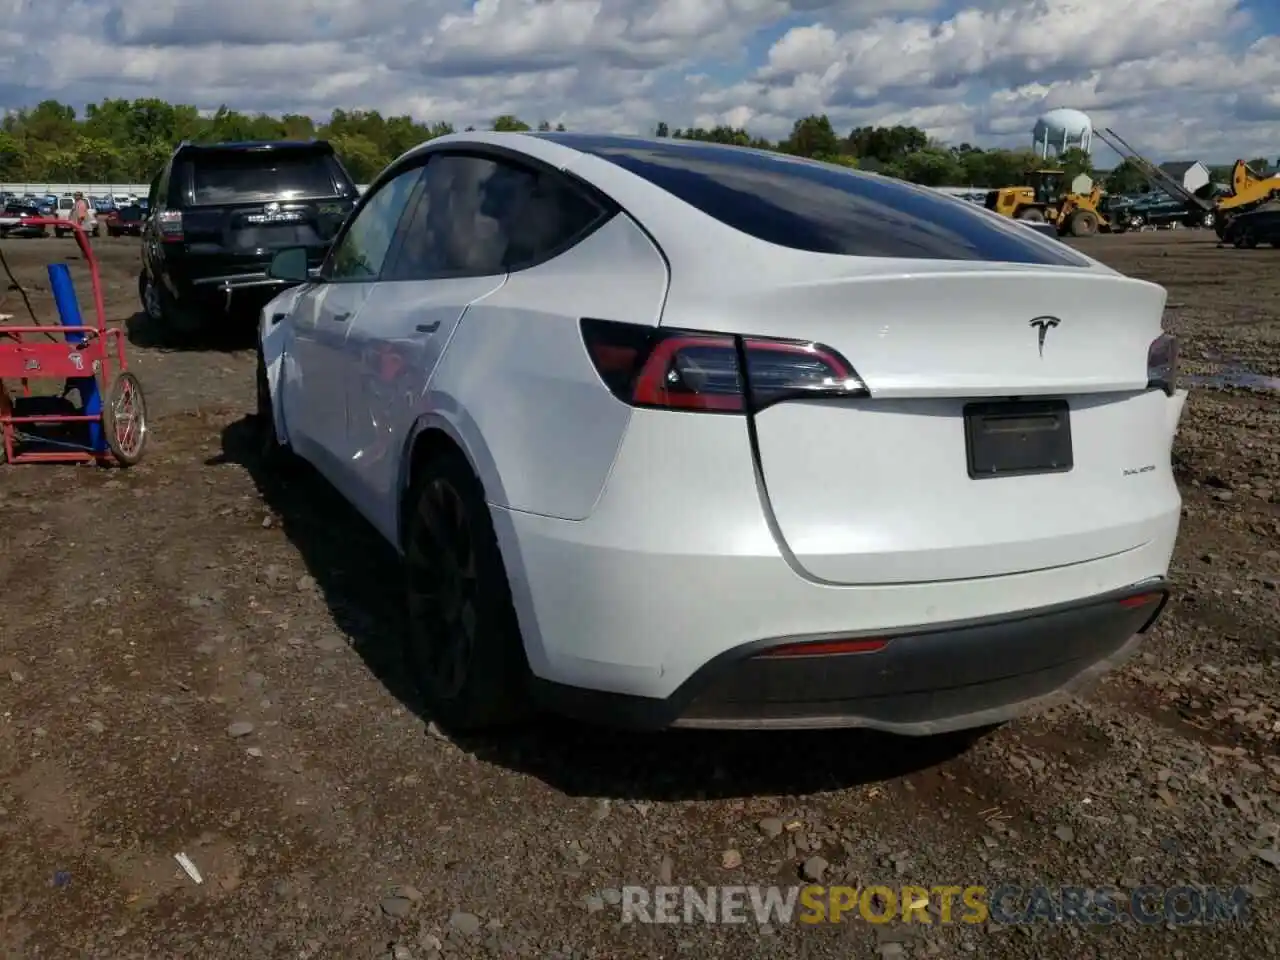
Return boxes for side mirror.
[268,247,310,282]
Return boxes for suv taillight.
[157,209,183,242]
[1147,332,1177,395]
[580,318,867,413]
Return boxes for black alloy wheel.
[404,450,530,731]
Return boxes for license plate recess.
[964,399,1072,479]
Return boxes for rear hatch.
[115,205,145,229]
[694,262,1178,585]
[176,146,356,273]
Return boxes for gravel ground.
[1,230,1278,959]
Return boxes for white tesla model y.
[257,132,1187,734]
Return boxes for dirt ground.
[1,231,1278,959]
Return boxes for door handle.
[415,321,439,334]
[333,312,351,322]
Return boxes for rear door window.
[385,153,609,280]
[189,152,347,205]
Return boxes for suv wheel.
[139,271,203,337]
[139,271,162,322]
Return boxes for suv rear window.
[536,134,1090,267]
[187,151,347,205]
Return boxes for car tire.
[138,271,162,322]
[139,271,203,337]
[255,343,296,471]
[0,388,11,464]
[159,285,205,336]
[403,448,532,732]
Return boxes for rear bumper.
[533,582,1166,734]
[189,270,321,293]
[162,252,323,302]
[495,407,1181,735]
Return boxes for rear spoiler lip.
[177,142,336,157]
[178,195,356,211]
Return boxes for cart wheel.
[0,388,10,465]
[102,371,148,466]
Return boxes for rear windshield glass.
[188,152,346,204]
[537,134,1090,266]
[118,206,141,219]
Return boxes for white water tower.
[1032,108,1093,158]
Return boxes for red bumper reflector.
[1118,592,1163,609]
[760,638,888,658]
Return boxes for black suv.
[139,140,358,334]
[1222,207,1280,248]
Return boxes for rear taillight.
[157,209,183,243]
[1147,332,1177,395]
[580,318,867,413]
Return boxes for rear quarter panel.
[420,211,668,520]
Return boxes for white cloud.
[0,0,1276,164]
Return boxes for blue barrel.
[47,263,104,452]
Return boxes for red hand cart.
[0,217,148,466]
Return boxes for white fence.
[2,183,150,196]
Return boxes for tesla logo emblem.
[1029,316,1060,357]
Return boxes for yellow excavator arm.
[1220,159,1279,208]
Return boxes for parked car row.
[0,190,140,211]
[0,192,151,239]
[0,199,49,237]
[183,132,1185,737]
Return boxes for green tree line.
[0,98,1257,196]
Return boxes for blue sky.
[2,0,1277,163]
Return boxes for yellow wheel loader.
[984,170,1107,237]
